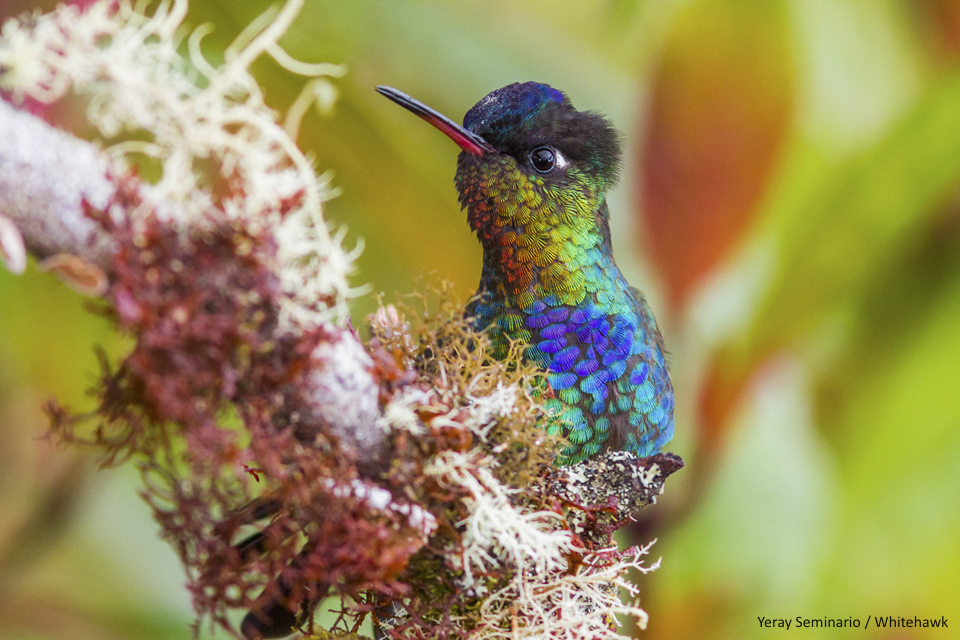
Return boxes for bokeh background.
[2,0,960,638]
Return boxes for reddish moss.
[49,183,671,639]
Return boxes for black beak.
[376,85,494,156]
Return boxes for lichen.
[0,0,356,325]
[365,285,672,640]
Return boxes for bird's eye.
[529,146,558,173]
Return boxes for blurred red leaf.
[639,0,793,309]
[698,349,754,451]
[919,0,960,62]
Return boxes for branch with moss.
[0,2,682,639]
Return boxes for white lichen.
[463,382,520,434]
[379,386,435,436]
[425,449,574,589]
[307,331,380,458]
[400,363,658,639]
[422,445,659,639]
[472,541,660,640]
[322,477,438,539]
[0,0,358,323]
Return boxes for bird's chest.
[470,296,641,392]
[468,287,673,463]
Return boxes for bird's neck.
[473,200,621,311]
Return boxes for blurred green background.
[2,0,960,638]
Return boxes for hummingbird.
[377,82,674,464]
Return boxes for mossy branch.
[0,2,682,639]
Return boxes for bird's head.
[377,82,621,239]
[378,83,624,300]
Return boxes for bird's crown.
[462,82,622,186]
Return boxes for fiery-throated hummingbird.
[377,82,674,464]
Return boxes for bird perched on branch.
[242,82,678,639]
[377,82,674,465]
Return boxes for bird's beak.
[376,85,495,157]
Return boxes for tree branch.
[0,3,683,638]
[0,100,114,267]
[0,97,386,465]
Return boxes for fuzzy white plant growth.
[409,366,659,639]
[426,449,575,589]
[463,382,520,435]
[423,447,660,640]
[379,386,435,436]
[473,542,659,640]
[0,0,357,322]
